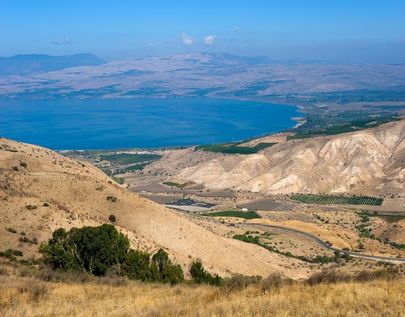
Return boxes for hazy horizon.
[2,0,405,64]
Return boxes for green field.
[290,194,383,206]
[162,181,191,189]
[206,210,261,219]
[288,112,399,140]
[100,153,161,164]
[196,142,276,155]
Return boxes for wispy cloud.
[181,33,194,45]
[203,35,216,45]
[51,37,71,46]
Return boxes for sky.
[1,0,405,63]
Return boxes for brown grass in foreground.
[0,272,404,317]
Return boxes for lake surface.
[0,98,300,150]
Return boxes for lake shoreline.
[0,97,302,151]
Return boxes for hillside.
[160,119,405,198]
[0,137,308,278]
[0,53,105,76]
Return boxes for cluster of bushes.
[233,233,345,264]
[40,224,184,284]
[306,268,400,285]
[0,248,23,261]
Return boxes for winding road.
[238,222,405,264]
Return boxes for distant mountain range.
[0,53,105,75]
[1,52,405,99]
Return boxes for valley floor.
[0,273,404,317]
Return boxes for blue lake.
[0,98,300,150]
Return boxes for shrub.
[190,260,222,286]
[106,196,117,202]
[122,249,152,281]
[260,273,286,292]
[109,214,117,222]
[0,248,24,261]
[150,249,184,284]
[221,274,262,291]
[40,224,129,275]
[6,227,17,233]
[19,236,37,244]
[306,270,351,285]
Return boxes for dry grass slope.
[0,273,403,317]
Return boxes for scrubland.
[0,267,404,317]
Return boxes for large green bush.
[40,224,129,275]
[40,225,184,284]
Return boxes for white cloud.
[51,37,71,46]
[203,35,216,45]
[181,33,194,45]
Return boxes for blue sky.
[1,0,405,63]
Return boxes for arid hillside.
[0,267,404,317]
[0,138,308,278]
[162,119,405,197]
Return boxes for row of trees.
[40,224,221,285]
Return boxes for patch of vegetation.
[388,241,405,250]
[6,227,17,234]
[359,211,405,223]
[290,194,383,206]
[289,111,399,140]
[25,205,38,210]
[19,236,38,244]
[206,210,261,219]
[100,153,161,165]
[306,267,400,285]
[162,181,192,189]
[116,163,149,173]
[196,142,276,155]
[233,233,344,264]
[0,249,23,261]
[106,195,118,202]
[190,260,222,286]
[40,224,184,284]
[111,176,124,184]
[109,214,117,223]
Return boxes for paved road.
[238,222,405,264]
[172,207,405,264]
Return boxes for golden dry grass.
[0,274,404,317]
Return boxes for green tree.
[40,224,129,276]
[190,260,222,286]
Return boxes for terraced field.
[290,194,383,206]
